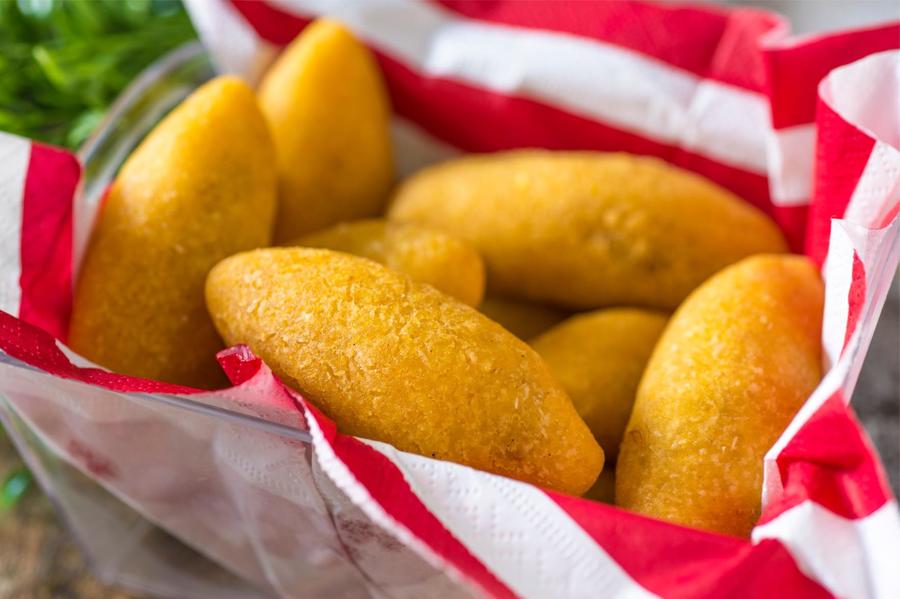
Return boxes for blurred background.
[0,0,897,597]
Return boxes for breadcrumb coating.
[294,219,485,306]
[478,296,568,340]
[389,150,787,310]
[616,255,824,537]
[531,308,668,461]
[259,19,394,241]
[69,76,277,388]
[206,248,603,495]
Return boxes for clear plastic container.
[0,42,343,599]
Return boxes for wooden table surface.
[0,432,137,598]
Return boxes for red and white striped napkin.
[0,1,898,597]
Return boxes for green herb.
[0,0,196,504]
[0,466,32,510]
[0,0,197,149]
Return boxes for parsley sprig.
[0,0,196,149]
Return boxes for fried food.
[478,296,568,340]
[583,467,616,504]
[294,219,485,306]
[616,255,824,537]
[206,248,603,494]
[69,77,277,388]
[530,309,667,461]
[258,19,394,241]
[388,151,787,310]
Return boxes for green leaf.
[66,108,104,148]
[0,0,197,149]
[0,467,32,510]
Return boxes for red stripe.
[230,1,777,222]
[7,143,209,394]
[0,310,203,395]
[217,344,264,386]
[17,153,181,395]
[382,56,774,212]
[230,0,303,45]
[773,204,810,254]
[761,391,892,522]
[19,142,80,341]
[843,252,866,352]
[805,98,876,266]
[548,492,832,598]
[301,404,516,599]
[433,0,780,92]
[764,22,900,130]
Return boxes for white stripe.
[820,217,900,400]
[680,79,771,174]
[391,118,460,177]
[0,132,30,317]
[366,441,657,599]
[301,405,482,596]
[820,51,900,149]
[271,0,769,174]
[766,124,816,206]
[183,0,279,84]
[753,500,900,599]
[819,52,900,231]
[820,223,857,366]
[834,216,900,412]
[843,141,900,227]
